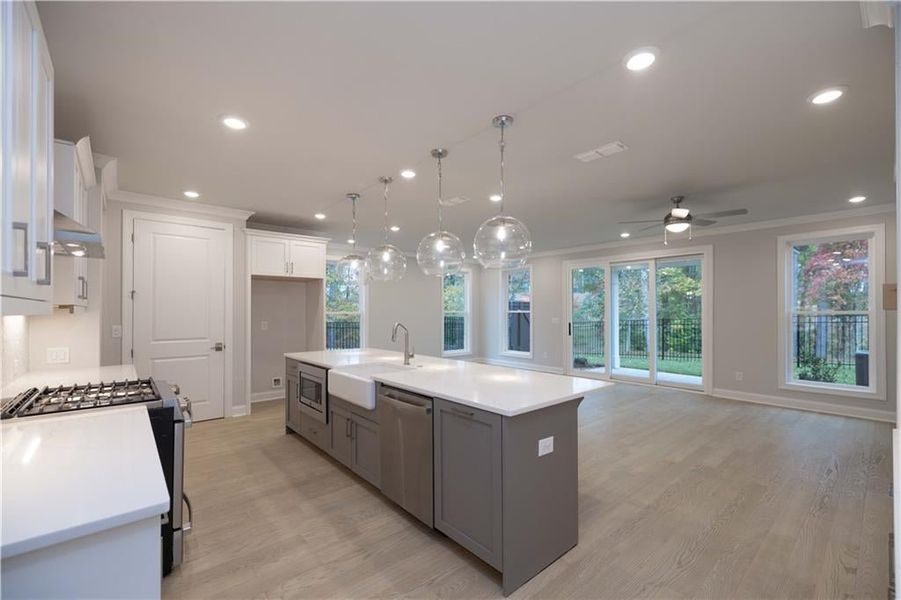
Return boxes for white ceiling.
[39,1,893,252]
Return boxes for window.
[442,271,471,355]
[779,226,883,398]
[326,261,365,350]
[502,267,532,356]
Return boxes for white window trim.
[325,256,368,350]
[776,224,886,401]
[442,269,472,357]
[499,265,534,359]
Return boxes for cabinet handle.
[35,242,51,285]
[11,223,28,277]
[451,406,475,418]
[291,262,294,275]
[345,418,351,438]
[83,277,88,300]
[76,276,85,299]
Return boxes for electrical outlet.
[272,376,282,388]
[260,320,269,331]
[538,436,554,457]
[47,347,70,364]
[111,325,123,339]
[735,371,744,382]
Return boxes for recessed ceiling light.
[400,169,416,179]
[347,238,355,245]
[808,87,846,105]
[390,225,400,232]
[221,115,248,130]
[489,194,502,202]
[848,195,866,204]
[314,213,326,220]
[620,232,630,238]
[183,190,200,199]
[624,47,658,72]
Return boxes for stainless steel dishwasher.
[378,386,434,527]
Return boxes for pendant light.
[366,176,406,281]
[417,148,465,276]
[336,193,367,282]
[473,115,532,269]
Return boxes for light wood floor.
[162,385,893,599]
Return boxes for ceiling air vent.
[574,140,629,163]
[440,196,469,207]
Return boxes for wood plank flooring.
[162,385,893,599]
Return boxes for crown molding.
[245,226,330,244]
[108,189,256,221]
[529,203,896,258]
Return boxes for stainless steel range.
[1,378,193,575]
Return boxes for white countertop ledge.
[1,405,169,558]
[285,349,611,417]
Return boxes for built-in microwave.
[298,363,327,423]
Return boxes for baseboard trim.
[251,390,284,403]
[712,387,895,423]
[472,357,566,375]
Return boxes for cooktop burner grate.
[2,379,163,418]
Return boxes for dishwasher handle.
[379,388,432,412]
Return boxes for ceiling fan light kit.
[473,114,532,269]
[417,148,466,277]
[619,195,748,245]
[366,176,407,282]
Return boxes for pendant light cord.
[351,195,357,248]
[382,178,390,244]
[498,123,506,215]
[437,155,443,232]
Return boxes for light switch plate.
[260,320,269,331]
[538,436,554,457]
[47,347,70,364]
[111,325,123,339]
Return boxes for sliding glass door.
[655,257,703,388]
[569,266,606,375]
[611,262,653,381]
[566,253,706,390]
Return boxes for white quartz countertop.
[285,349,611,417]
[1,405,169,558]
[3,364,139,399]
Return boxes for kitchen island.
[284,349,610,595]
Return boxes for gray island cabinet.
[284,349,606,596]
[433,396,581,595]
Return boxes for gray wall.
[480,210,897,416]
[102,198,249,415]
[250,278,307,396]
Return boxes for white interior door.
[132,218,227,421]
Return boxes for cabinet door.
[329,405,353,467]
[30,22,53,300]
[350,415,380,487]
[286,376,300,432]
[249,236,289,277]
[289,241,326,279]
[433,399,503,570]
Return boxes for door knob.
[211,342,225,352]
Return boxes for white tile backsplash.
[1,315,29,392]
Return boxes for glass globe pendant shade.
[336,253,366,282]
[366,244,407,282]
[417,230,465,276]
[473,214,532,269]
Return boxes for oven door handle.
[182,493,193,535]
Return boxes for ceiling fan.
[619,196,748,244]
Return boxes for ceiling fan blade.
[694,208,748,218]
[692,218,717,227]
[618,219,660,224]
[635,223,661,232]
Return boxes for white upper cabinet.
[248,232,327,279]
[54,137,95,228]
[1,1,54,316]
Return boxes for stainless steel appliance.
[378,385,433,527]
[298,362,327,423]
[1,378,192,575]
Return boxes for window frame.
[441,269,472,357]
[776,224,885,400]
[499,265,534,359]
[325,258,368,350]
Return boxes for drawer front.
[299,412,329,451]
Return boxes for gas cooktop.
[1,379,166,419]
